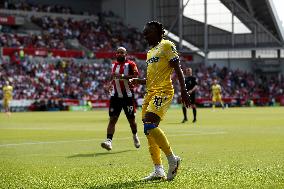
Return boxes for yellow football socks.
[146,134,162,165]
[148,127,172,156]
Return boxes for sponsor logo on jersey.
[146,57,159,64]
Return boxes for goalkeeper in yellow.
[130,21,191,181]
[2,81,13,115]
[211,79,224,110]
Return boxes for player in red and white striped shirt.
[101,47,140,151]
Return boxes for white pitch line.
[0,131,226,148]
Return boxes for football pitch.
[0,107,284,189]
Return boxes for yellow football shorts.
[142,90,174,120]
[3,98,11,108]
[212,94,222,102]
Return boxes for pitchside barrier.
[1,97,283,112]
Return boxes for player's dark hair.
[146,21,165,40]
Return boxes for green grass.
[0,107,284,189]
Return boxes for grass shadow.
[67,150,134,158]
[167,122,186,125]
[89,179,167,189]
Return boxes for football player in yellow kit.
[2,81,13,115]
[211,79,224,110]
[130,21,191,181]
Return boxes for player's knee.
[129,121,137,128]
[109,116,119,124]
[143,122,157,135]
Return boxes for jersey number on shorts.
[153,96,167,109]
[127,106,134,113]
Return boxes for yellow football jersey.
[146,39,179,92]
[3,85,13,99]
[212,84,221,96]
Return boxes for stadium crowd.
[0,56,111,100]
[191,64,284,101]
[1,2,146,52]
[1,56,283,106]
[2,0,73,14]
[1,1,283,107]
[0,17,146,52]
[30,16,146,52]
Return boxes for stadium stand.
[1,0,284,111]
[1,54,283,109]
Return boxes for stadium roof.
[158,0,284,51]
[222,0,284,42]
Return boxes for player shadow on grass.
[88,179,166,189]
[67,150,135,158]
[167,122,186,125]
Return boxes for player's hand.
[129,78,140,85]
[181,89,191,108]
[129,78,146,85]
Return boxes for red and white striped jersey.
[111,60,139,98]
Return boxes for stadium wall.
[101,0,154,29]
[207,57,284,74]
[281,61,284,73]
[207,59,253,72]
[19,0,102,14]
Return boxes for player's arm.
[113,62,139,80]
[170,59,191,107]
[103,80,113,94]
[129,78,146,85]
[122,62,139,79]
[189,79,198,94]
[113,73,138,80]
[189,85,198,94]
[128,62,146,85]
[103,66,116,94]
[164,41,190,107]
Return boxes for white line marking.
[0,131,226,147]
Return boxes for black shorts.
[109,96,136,119]
[190,93,196,105]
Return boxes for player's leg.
[192,104,197,122]
[181,105,188,123]
[106,116,119,140]
[219,96,225,109]
[144,112,181,180]
[191,94,197,122]
[101,96,122,150]
[123,97,140,148]
[141,93,165,180]
[3,99,7,113]
[216,95,224,109]
[212,96,216,111]
[3,99,10,115]
[143,91,181,181]
[143,130,166,180]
